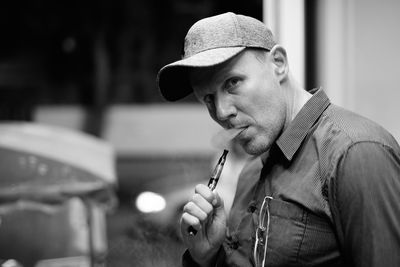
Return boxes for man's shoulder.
[317,104,399,150]
[312,104,400,178]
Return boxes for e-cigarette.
[188,149,229,236]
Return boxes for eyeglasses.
[253,196,273,267]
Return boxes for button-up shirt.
[183,89,400,266]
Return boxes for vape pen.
[188,149,229,236]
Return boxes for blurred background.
[0,0,399,266]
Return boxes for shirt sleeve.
[331,141,400,267]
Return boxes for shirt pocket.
[263,199,340,267]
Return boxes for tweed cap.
[157,12,276,101]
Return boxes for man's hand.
[180,184,227,266]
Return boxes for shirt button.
[248,205,256,213]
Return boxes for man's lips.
[226,127,248,140]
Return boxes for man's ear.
[270,45,289,82]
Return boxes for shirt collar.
[275,88,331,161]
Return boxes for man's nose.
[214,94,236,122]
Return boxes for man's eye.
[225,78,240,90]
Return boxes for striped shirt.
[224,89,400,266]
[183,88,400,266]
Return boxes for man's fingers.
[183,201,209,222]
[194,184,224,208]
[195,184,215,203]
[180,184,221,237]
[191,193,214,214]
[181,212,202,234]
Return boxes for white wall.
[263,0,305,87]
[317,0,400,141]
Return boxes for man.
[156,12,400,267]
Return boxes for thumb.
[212,190,225,210]
[209,191,226,230]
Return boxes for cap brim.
[157,47,246,101]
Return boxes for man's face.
[189,49,287,156]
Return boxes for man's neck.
[283,77,312,129]
[291,86,312,120]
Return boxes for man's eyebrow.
[191,58,239,90]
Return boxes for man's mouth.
[226,127,248,140]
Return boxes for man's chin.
[241,141,263,156]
